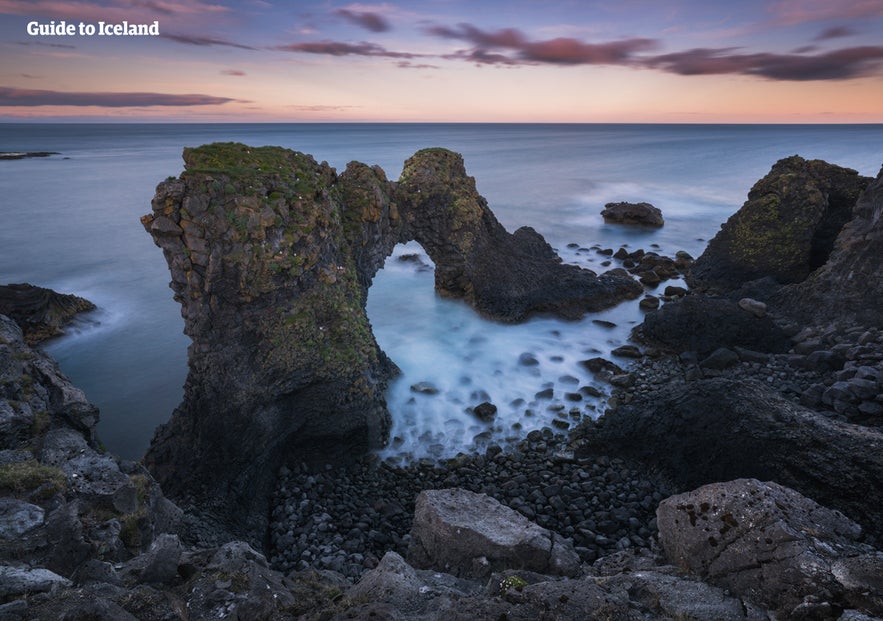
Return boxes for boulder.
[587,378,883,542]
[639,294,791,355]
[0,498,44,539]
[346,551,482,615]
[601,202,664,227]
[688,156,871,292]
[0,283,95,344]
[0,565,70,597]
[657,479,883,618]
[407,488,580,579]
[138,533,182,584]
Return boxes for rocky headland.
[0,147,882,619]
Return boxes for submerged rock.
[142,143,641,540]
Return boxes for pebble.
[269,435,674,581]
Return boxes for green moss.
[30,410,50,437]
[0,460,66,500]
[119,509,148,549]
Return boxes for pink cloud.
[427,23,658,66]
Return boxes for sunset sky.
[1,0,882,122]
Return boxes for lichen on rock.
[688,155,871,292]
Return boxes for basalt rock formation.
[0,283,95,345]
[687,156,871,293]
[774,164,883,328]
[587,377,883,544]
[395,149,641,320]
[142,143,640,538]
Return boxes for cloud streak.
[273,40,417,59]
[335,9,391,32]
[162,33,256,50]
[0,86,236,107]
[645,46,883,80]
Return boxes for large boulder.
[639,294,791,355]
[142,144,641,539]
[0,283,95,345]
[407,488,580,579]
[657,479,883,619]
[774,164,883,328]
[587,378,883,542]
[688,156,871,292]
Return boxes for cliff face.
[142,143,641,536]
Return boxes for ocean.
[1,123,881,461]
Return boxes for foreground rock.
[142,143,640,540]
[0,283,95,344]
[407,488,580,579]
[658,479,883,619]
[688,156,871,292]
[601,201,664,227]
[587,377,883,544]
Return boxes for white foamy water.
[368,239,680,463]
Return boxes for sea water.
[1,123,881,460]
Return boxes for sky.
[1,0,883,122]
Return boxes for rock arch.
[141,143,640,538]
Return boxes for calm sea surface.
[1,123,881,460]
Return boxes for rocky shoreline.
[1,148,882,619]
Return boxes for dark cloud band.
[0,87,236,107]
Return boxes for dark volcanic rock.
[0,283,95,344]
[142,143,641,540]
[601,201,664,227]
[396,149,641,320]
[774,164,883,328]
[658,479,883,620]
[688,156,871,292]
[588,378,883,543]
[142,144,397,540]
[640,294,791,355]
